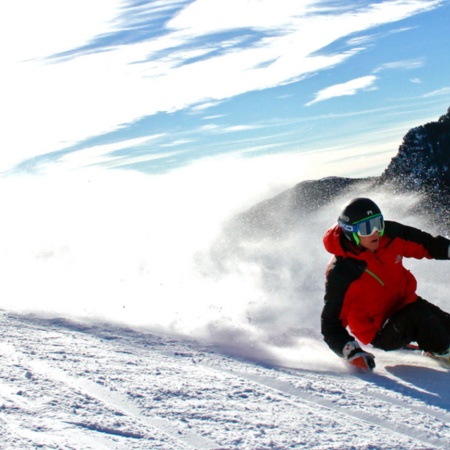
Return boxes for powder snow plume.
[1,154,448,371]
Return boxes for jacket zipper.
[365,269,385,286]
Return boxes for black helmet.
[338,197,384,245]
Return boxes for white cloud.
[0,0,442,171]
[0,0,123,63]
[422,86,450,97]
[305,75,377,106]
[167,0,315,33]
[374,58,424,72]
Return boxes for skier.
[321,197,450,371]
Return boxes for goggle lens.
[355,215,384,236]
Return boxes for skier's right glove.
[343,341,375,371]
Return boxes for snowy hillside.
[2,310,450,449]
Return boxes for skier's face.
[359,231,380,252]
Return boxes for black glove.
[343,341,375,371]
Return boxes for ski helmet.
[338,197,384,245]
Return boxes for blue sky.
[2,0,450,177]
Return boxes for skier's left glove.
[343,341,375,371]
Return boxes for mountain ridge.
[237,106,450,237]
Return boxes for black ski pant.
[371,297,450,353]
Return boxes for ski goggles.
[339,214,384,237]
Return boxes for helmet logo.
[340,223,354,232]
[366,210,373,216]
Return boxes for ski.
[402,343,450,367]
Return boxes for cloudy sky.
[2,0,450,176]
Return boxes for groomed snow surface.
[2,310,450,450]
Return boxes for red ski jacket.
[321,220,450,356]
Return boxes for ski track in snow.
[1,310,450,449]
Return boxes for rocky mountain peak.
[380,107,450,192]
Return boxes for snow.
[2,166,450,448]
[2,311,450,449]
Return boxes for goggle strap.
[352,213,382,224]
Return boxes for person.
[321,197,450,371]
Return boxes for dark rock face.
[380,108,450,190]
[379,107,450,229]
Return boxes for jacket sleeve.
[321,256,364,356]
[385,221,450,260]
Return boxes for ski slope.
[2,310,450,449]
